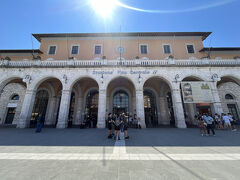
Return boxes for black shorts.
[115,125,120,131]
[108,124,113,130]
[123,126,128,131]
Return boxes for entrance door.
[85,90,99,128]
[113,90,129,116]
[5,108,16,124]
[227,104,239,121]
[31,90,49,127]
[144,90,158,128]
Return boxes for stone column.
[56,90,71,128]
[159,97,169,125]
[45,97,57,125]
[17,90,36,128]
[97,88,107,128]
[186,103,197,125]
[136,89,146,128]
[52,97,60,125]
[211,82,223,115]
[171,86,187,128]
[74,97,83,125]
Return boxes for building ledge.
[0,59,240,68]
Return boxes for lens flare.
[89,0,117,17]
[88,0,235,17]
[116,0,235,14]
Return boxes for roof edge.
[33,32,212,42]
[0,49,43,54]
[200,47,240,52]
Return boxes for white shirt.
[222,116,231,123]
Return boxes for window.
[48,46,56,55]
[163,45,171,54]
[11,95,19,100]
[186,44,195,54]
[225,94,234,100]
[71,46,79,55]
[140,45,148,54]
[94,45,102,55]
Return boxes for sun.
[89,0,118,18]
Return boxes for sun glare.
[89,0,117,18]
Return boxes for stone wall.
[218,82,240,116]
[0,83,26,125]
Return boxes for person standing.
[123,118,129,140]
[197,115,206,136]
[107,113,113,139]
[114,114,121,140]
[137,117,142,129]
[35,114,44,133]
[203,114,215,136]
[222,113,232,130]
[228,113,237,131]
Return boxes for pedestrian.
[137,117,141,129]
[222,113,232,130]
[123,118,129,140]
[133,114,137,129]
[107,113,113,139]
[197,115,206,136]
[228,113,237,131]
[114,114,122,140]
[35,114,44,133]
[203,113,215,136]
[221,113,225,129]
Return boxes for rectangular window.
[186,45,195,54]
[140,45,148,54]
[163,45,171,54]
[71,46,79,55]
[48,46,56,55]
[95,45,102,55]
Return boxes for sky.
[0,0,240,49]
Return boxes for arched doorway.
[144,90,158,128]
[31,90,49,127]
[70,77,99,126]
[31,77,63,128]
[107,77,135,121]
[217,76,240,122]
[0,78,27,126]
[181,76,205,127]
[113,90,129,115]
[143,77,172,127]
[85,89,99,128]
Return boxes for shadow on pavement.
[0,128,240,146]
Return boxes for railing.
[0,59,240,68]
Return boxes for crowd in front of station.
[107,113,142,140]
[196,113,239,136]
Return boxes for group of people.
[128,114,142,129]
[107,113,130,140]
[196,113,238,136]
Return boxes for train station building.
[0,32,240,128]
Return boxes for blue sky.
[0,0,240,49]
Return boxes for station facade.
[0,32,240,128]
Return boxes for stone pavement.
[0,128,240,180]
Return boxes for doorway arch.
[144,89,158,128]
[31,90,49,127]
[84,89,99,128]
[112,90,129,116]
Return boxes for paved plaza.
[0,128,240,180]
